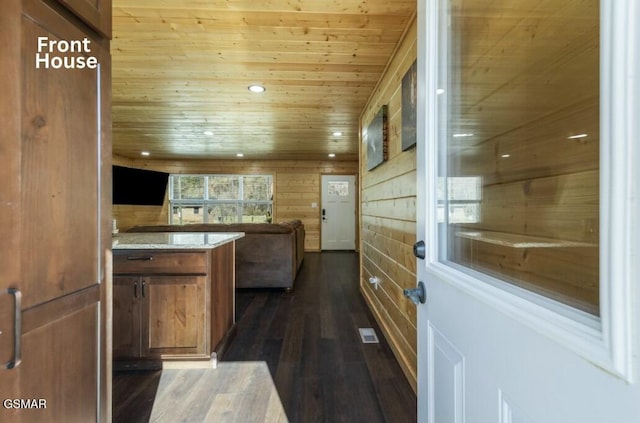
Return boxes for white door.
[321,175,356,250]
[414,1,640,422]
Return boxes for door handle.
[413,240,426,259]
[127,256,154,261]
[403,281,426,305]
[322,208,327,221]
[2,288,22,369]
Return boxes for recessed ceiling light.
[568,133,588,139]
[248,84,265,93]
[501,154,511,158]
[453,133,474,138]
[203,130,214,136]
[236,153,244,157]
[328,153,336,158]
[332,131,343,137]
[141,151,150,156]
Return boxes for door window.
[437,0,600,315]
[328,181,350,197]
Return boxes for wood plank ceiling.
[111,0,416,161]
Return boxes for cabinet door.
[210,242,235,351]
[113,276,141,359]
[55,0,111,37]
[142,276,206,357]
[0,0,110,421]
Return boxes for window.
[437,0,599,316]
[327,181,349,197]
[169,175,273,224]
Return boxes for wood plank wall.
[112,155,357,251]
[359,17,418,392]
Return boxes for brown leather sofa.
[127,220,305,290]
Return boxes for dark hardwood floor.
[113,252,417,422]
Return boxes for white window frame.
[422,0,639,381]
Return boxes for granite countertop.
[112,232,245,250]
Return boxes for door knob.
[413,240,426,259]
[403,281,426,305]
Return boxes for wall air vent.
[358,328,380,344]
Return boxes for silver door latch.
[403,281,426,305]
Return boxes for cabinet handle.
[141,281,146,298]
[134,281,138,298]
[2,288,22,370]
[126,256,154,261]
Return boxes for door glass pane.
[328,181,349,197]
[438,0,600,315]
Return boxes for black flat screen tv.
[112,166,169,206]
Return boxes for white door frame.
[416,0,640,420]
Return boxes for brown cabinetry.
[113,274,206,360]
[113,276,142,359]
[145,275,206,357]
[113,243,236,366]
[0,0,111,421]
[56,0,112,37]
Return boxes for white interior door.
[415,1,640,422]
[321,174,356,250]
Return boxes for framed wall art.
[366,105,388,171]
[401,60,417,151]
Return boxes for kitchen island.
[112,232,244,369]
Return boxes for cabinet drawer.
[113,251,208,275]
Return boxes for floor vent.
[358,327,380,344]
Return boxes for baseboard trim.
[360,283,418,393]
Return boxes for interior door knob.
[413,240,426,259]
[403,281,426,305]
